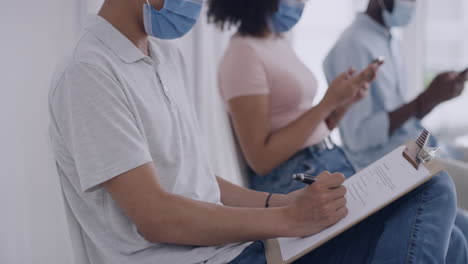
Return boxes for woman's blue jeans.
[235,145,468,263]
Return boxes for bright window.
[422,0,468,141]
[293,1,362,103]
[294,1,468,143]
[292,1,363,143]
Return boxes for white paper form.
[277,146,432,263]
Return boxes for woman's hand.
[321,62,383,130]
[321,61,383,110]
[282,171,348,237]
[325,106,348,130]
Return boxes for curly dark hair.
[207,0,279,36]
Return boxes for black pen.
[292,173,317,185]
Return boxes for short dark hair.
[207,0,279,36]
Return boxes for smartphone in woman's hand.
[458,67,468,81]
[372,56,385,65]
[364,56,385,82]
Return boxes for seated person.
[323,0,468,172]
[49,0,378,263]
[49,0,466,263]
[212,0,468,262]
[323,0,468,240]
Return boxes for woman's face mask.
[269,0,307,34]
[381,0,416,28]
[143,0,203,39]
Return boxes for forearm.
[217,176,289,208]
[414,92,438,119]
[143,191,288,246]
[252,102,333,175]
[389,99,418,134]
[326,106,348,130]
[388,94,435,134]
[105,163,291,247]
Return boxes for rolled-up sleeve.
[323,39,390,152]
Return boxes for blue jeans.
[242,146,467,263]
[230,231,468,264]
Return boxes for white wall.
[294,0,358,102]
[0,1,77,263]
[293,1,361,144]
[170,10,248,187]
[0,1,246,263]
[421,0,468,138]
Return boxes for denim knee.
[427,171,457,215]
[447,226,468,264]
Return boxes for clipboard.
[264,130,445,264]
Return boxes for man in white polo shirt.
[49,0,462,263]
[49,0,353,263]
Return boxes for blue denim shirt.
[323,13,429,170]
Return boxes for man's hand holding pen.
[282,171,348,238]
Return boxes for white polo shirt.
[49,15,250,264]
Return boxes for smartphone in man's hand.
[458,67,468,81]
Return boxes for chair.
[461,146,468,163]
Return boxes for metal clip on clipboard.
[403,129,440,170]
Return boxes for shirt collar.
[85,15,147,64]
[148,41,163,67]
[354,13,392,40]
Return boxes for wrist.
[277,206,296,237]
[415,93,435,119]
[264,193,273,208]
[413,96,424,119]
[268,193,290,208]
[316,99,336,117]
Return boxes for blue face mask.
[269,0,306,33]
[143,0,203,40]
[381,0,416,27]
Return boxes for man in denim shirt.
[324,0,468,261]
[324,0,468,171]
